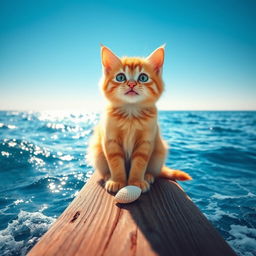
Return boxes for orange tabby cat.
[87,45,191,193]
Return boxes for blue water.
[0,111,255,256]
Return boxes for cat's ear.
[101,45,122,73]
[146,45,165,73]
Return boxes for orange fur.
[159,166,192,181]
[87,45,191,193]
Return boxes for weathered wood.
[28,172,236,256]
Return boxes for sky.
[0,0,255,111]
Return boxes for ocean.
[0,110,255,256]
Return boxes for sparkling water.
[0,111,255,256]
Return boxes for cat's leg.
[145,133,167,184]
[104,139,127,193]
[128,140,153,192]
[87,125,111,181]
[144,173,155,184]
[93,147,110,181]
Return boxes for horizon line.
[0,109,255,112]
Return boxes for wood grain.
[27,172,237,256]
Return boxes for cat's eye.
[138,73,149,83]
[115,73,126,82]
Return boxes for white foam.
[59,155,74,161]
[0,210,55,256]
[212,192,256,200]
[205,201,237,221]
[227,225,256,256]
[1,151,10,157]
[28,156,45,167]
[7,125,17,129]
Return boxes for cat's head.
[100,45,165,105]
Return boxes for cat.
[87,45,192,193]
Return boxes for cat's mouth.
[125,89,139,96]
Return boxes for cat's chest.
[119,120,141,159]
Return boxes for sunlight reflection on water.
[0,110,255,256]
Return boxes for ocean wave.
[0,123,17,130]
[0,210,55,256]
[209,126,242,133]
[227,225,256,256]
[186,113,202,119]
[0,110,255,256]
[202,146,256,168]
[205,201,238,221]
[0,139,51,171]
[36,111,100,123]
[38,123,83,133]
[212,192,256,200]
[0,138,79,173]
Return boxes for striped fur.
[87,45,191,193]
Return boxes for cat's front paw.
[128,180,150,193]
[145,173,155,184]
[105,180,126,193]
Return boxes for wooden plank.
[28,172,237,256]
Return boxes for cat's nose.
[127,80,137,88]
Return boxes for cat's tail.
[159,166,192,181]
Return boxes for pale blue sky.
[0,0,255,111]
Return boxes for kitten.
[87,45,191,193]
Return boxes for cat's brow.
[121,65,144,79]
[122,63,142,72]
